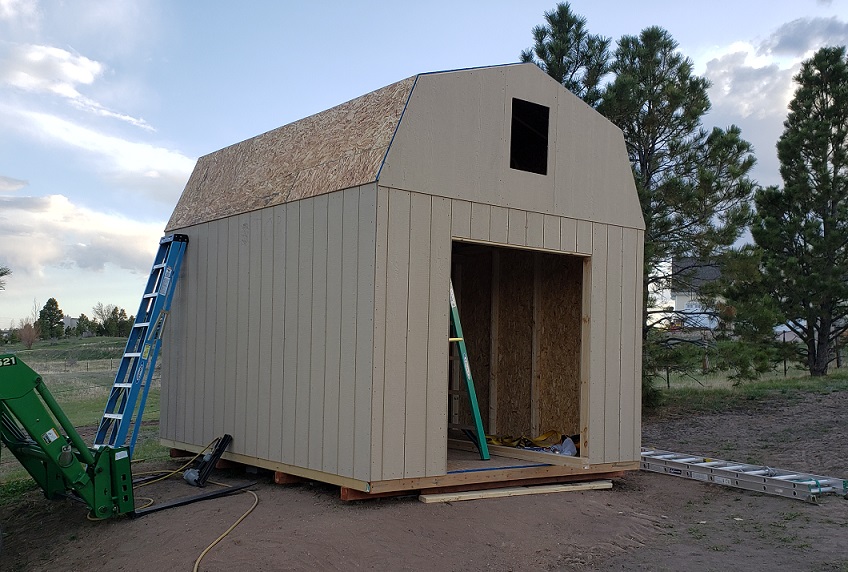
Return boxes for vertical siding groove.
[371,187,390,479]
[354,185,377,480]
[282,204,300,463]
[322,193,343,474]
[270,206,287,462]
[308,196,328,470]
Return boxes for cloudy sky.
[1,0,847,327]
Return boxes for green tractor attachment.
[0,354,135,518]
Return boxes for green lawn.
[0,341,169,497]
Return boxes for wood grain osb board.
[166,76,416,231]
[451,243,493,430]
[537,252,582,435]
[495,248,534,435]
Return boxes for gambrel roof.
[167,64,643,232]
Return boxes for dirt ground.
[2,390,846,572]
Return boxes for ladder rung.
[114,383,133,389]
[143,293,158,299]
[449,337,463,342]
[133,322,150,328]
[124,352,141,358]
[103,413,123,419]
[153,263,166,269]
[772,474,802,481]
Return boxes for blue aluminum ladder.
[94,234,188,455]
[449,280,490,460]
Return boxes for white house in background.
[670,258,720,329]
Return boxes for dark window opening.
[510,98,549,175]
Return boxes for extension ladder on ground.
[94,234,189,455]
[641,447,848,503]
[448,280,490,461]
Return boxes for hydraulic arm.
[0,354,134,518]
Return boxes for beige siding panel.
[213,218,229,439]
[269,206,287,461]
[503,66,560,212]
[337,189,359,477]
[203,223,218,442]
[507,209,526,246]
[256,209,274,460]
[183,223,201,445]
[604,226,623,463]
[451,199,472,239]
[633,230,645,459]
[193,224,210,444]
[282,203,300,464]
[294,201,314,468]
[470,202,491,242]
[234,215,252,456]
[489,206,509,244]
[404,192,431,477]
[377,65,643,229]
[322,193,343,474]
[576,219,593,255]
[543,214,560,250]
[354,185,377,481]
[379,68,508,208]
[426,196,451,476]
[309,195,329,470]
[244,211,262,458]
[371,187,390,479]
[619,227,638,461]
[587,223,607,464]
[561,217,577,253]
[382,190,411,480]
[579,256,592,456]
[224,218,240,442]
[526,212,544,249]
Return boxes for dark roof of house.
[670,258,721,293]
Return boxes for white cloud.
[0,193,162,277]
[705,50,796,120]
[0,0,39,26]
[759,17,848,58]
[0,42,152,129]
[2,106,194,203]
[0,175,27,191]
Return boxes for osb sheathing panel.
[451,245,492,432]
[537,253,582,435]
[166,76,416,230]
[495,248,534,436]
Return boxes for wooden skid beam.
[419,480,613,503]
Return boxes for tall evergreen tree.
[37,297,65,339]
[598,27,756,337]
[750,46,848,376]
[520,2,610,107]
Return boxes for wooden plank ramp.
[419,479,612,503]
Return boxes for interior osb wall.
[451,244,492,431]
[494,248,534,436]
[449,243,583,439]
[537,252,583,435]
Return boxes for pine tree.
[751,46,848,376]
[519,2,610,107]
[37,297,65,339]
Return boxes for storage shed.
[160,63,645,496]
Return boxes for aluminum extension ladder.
[448,280,490,460]
[641,448,848,503]
[94,234,188,455]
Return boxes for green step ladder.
[449,280,490,461]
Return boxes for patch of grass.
[0,478,37,505]
[652,371,848,415]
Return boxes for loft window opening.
[510,98,549,175]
